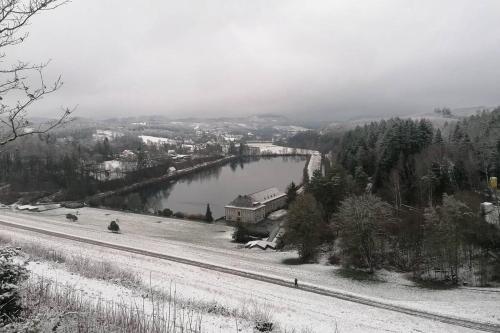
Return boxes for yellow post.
[489,177,497,189]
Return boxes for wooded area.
[284,109,500,285]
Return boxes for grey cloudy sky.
[13,0,500,120]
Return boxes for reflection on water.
[127,156,306,218]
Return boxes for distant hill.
[323,105,496,132]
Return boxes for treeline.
[0,132,172,202]
[283,109,500,285]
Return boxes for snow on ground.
[25,260,247,333]
[307,152,322,178]
[0,207,499,328]
[247,143,317,156]
[93,129,123,141]
[2,228,479,333]
[102,160,123,170]
[139,135,178,145]
[245,143,321,179]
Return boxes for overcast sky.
[12,0,500,120]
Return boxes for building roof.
[226,187,286,209]
[249,187,286,204]
[228,195,256,208]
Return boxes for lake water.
[132,156,306,218]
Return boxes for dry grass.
[66,253,141,287]
[0,233,11,245]
[0,235,323,333]
[2,273,322,333]
[9,239,141,287]
[2,275,204,333]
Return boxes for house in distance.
[225,187,287,223]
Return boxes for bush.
[328,254,341,265]
[186,214,206,221]
[173,212,185,218]
[161,208,173,217]
[107,221,120,233]
[255,321,274,332]
[0,248,28,324]
[232,223,252,243]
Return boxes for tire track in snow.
[1,219,499,332]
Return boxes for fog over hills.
[11,0,500,121]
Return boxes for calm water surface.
[139,156,306,218]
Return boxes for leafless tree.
[0,0,72,146]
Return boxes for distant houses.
[225,187,287,223]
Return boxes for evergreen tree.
[0,248,28,323]
[238,142,247,156]
[228,141,237,155]
[307,167,347,219]
[434,128,443,144]
[103,137,112,158]
[205,203,214,222]
[354,166,369,193]
[136,147,148,173]
[286,181,298,206]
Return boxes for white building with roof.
[224,187,287,223]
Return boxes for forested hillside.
[284,108,500,285]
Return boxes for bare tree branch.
[0,0,71,146]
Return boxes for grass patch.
[336,268,383,283]
[282,257,307,265]
[15,241,67,263]
[4,276,204,333]
[2,238,320,333]
[413,279,459,290]
[0,233,12,246]
[13,240,141,287]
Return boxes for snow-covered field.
[0,206,499,331]
[246,143,321,179]
[139,135,178,145]
[247,143,317,156]
[307,152,322,178]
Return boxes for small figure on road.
[294,278,298,287]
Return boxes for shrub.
[186,214,205,221]
[161,208,173,217]
[0,234,11,246]
[0,248,28,324]
[107,221,120,233]
[255,321,274,332]
[87,197,101,207]
[173,212,185,218]
[65,213,78,222]
[232,223,252,243]
[328,254,341,265]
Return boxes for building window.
[237,211,241,216]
